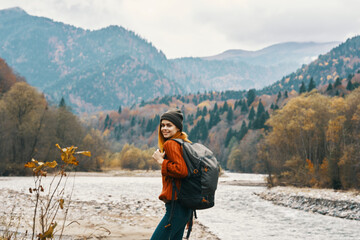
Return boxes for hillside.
[0,7,338,113]
[91,35,360,172]
[0,7,178,112]
[262,35,360,95]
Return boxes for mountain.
[0,7,180,112]
[262,35,360,95]
[171,42,339,91]
[0,7,339,113]
[204,42,338,66]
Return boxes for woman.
[151,109,192,240]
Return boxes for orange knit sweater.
[159,140,188,202]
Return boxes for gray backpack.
[167,139,220,239]
[172,138,220,210]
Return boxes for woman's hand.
[152,149,165,165]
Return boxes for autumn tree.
[261,91,332,186]
[0,58,23,94]
[1,82,46,173]
[227,130,263,173]
[259,88,360,189]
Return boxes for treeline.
[95,88,275,170]
[97,71,360,182]
[0,59,105,175]
[259,88,360,189]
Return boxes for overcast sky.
[1,0,360,59]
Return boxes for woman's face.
[160,120,180,139]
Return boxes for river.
[1,172,360,240]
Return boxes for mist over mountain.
[0,7,339,113]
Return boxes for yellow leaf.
[44,160,57,168]
[24,162,36,168]
[38,222,57,240]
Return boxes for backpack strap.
[171,138,184,145]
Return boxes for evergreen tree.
[334,77,342,88]
[276,91,282,102]
[181,105,186,120]
[146,119,153,132]
[208,111,221,129]
[247,89,256,106]
[234,100,240,110]
[213,103,218,112]
[307,78,316,92]
[104,114,111,130]
[253,112,269,129]
[284,91,288,98]
[140,118,146,128]
[189,117,208,142]
[326,83,333,91]
[223,101,229,112]
[183,123,188,133]
[299,81,306,93]
[237,121,248,141]
[248,120,253,129]
[241,100,249,113]
[187,114,194,126]
[114,124,122,140]
[189,125,199,141]
[202,106,208,116]
[59,97,66,108]
[131,116,136,127]
[118,105,122,114]
[221,101,229,114]
[256,100,265,118]
[227,107,234,123]
[195,107,202,118]
[225,128,233,147]
[199,117,208,141]
[346,79,355,91]
[248,106,255,121]
[153,115,160,129]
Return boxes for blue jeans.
[151,201,192,240]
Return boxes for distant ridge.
[0,7,342,113]
[203,42,340,66]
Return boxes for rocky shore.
[0,173,220,240]
[256,186,360,221]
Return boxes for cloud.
[1,0,360,58]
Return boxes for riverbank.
[0,173,220,240]
[256,186,360,221]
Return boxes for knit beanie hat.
[160,109,183,131]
